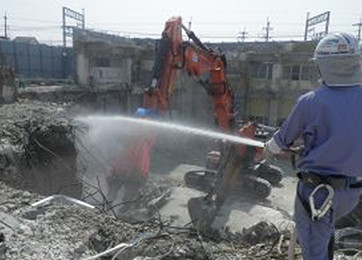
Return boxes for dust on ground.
[0,99,359,260]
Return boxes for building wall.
[73,30,319,127]
[227,42,318,126]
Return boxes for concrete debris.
[241,221,280,245]
[0,96,359,260]
[0,99,81,197]
[0,178,300,260]
[335,227,362,249]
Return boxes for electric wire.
[3,14,360,45]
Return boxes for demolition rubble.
[0,98,303,259]
[0,99,80,197]
[0,98,359,259]
[0,173,296,260]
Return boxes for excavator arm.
[143,16,234,132]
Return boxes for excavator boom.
[144,16,234,131]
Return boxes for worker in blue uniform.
[264,32,362,259]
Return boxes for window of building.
[291,65,300,81]
[300,65,319,82]
[283,65,302,81]
[95,58,110,67]
[248,62,273,79]
[266,64,273,80]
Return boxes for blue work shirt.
[274,84,362,177]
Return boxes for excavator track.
[250,163,283,187]
[240,175,272,199]
[184,168,273,199]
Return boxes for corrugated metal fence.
[0,40,75,79]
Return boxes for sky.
[0,0,361,45]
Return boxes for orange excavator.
[142,16,282,229]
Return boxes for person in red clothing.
[106,108,157,212]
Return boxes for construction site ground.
[0,96,359,259]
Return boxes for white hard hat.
[313,33,361,60]
[313,33,362,87]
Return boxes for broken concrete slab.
[0,211,21,232]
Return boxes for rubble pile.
[0,180,302,260]
[0,99,359,259]
[0,99,81,197]
[0,174,359,260]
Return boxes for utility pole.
[62,8,66,48]
[263,17,272,42]
[188,17,192,31]
[238,28,248,42]
[4,12,8,39]
[82,8,85,29]
[353,17,362,43]
[304,12,310,41]
[325,11,330,35]
[187,17,192,41]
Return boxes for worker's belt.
[298,172,362,189]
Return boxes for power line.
[7,15,360,28]
[3,13,359,45]
[10,16,60,24]
[0,25,307,39]
[7,25,60,30]
[87,26,306,39]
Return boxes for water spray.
[76,115,265,148]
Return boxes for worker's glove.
[263,138,282,164]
